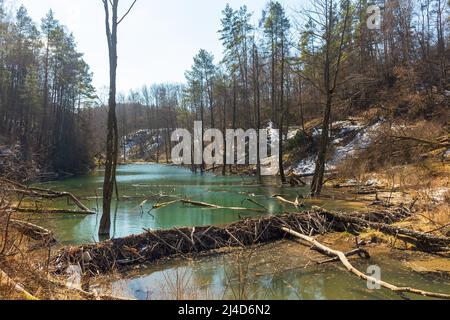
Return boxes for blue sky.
[12,0,303,93]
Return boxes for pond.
[35,164,362,245]
[29,164,450,300]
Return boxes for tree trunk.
[311,93,332,196]
[100,0,119,237]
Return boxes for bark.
[100,0,120,237]
[311,0,351,196]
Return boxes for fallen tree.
[8,219,56,244]
[273,195,305,209]
[12,208,95,216]
[51,205,449,275]
[313,207,450,252]
[0,178,95,215]
[282,227,450,300]
[151,198,267,214]
[0,214,56,245]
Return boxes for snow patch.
[330,120,384,167]
[287,129,300,140]
[291,157,317,175]
[290,119,385,174]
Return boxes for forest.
[0,0,449,302]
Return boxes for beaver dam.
[2,164,450,300]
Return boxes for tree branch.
[117,0,138,25]
[282,227,450,300]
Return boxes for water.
[97,242,450,300]
[33,164,362,244]
[28,164,450,300]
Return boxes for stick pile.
[51,205,450,275]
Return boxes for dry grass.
[336,120,448,177]
[0,191,93,300]
[0,228,88,300]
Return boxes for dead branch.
[313,206,450,252]
[12,208,95,215]
[282,227,450,300]
[273,194,304,209]
[0,178,95,215]
[151,198,267,213]
[0,216,56,245]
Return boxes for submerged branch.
[151,198,267,214]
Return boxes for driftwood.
[12,207,95,215]
[0,215,56,244]
[273,195,305,209]
[51,206,429,274]
[282,227,450,300]
[151,198,267,213]
[0,178,95,215]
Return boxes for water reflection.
[25,164,448,300]
[33,164,362,244]
[97,241,450,300]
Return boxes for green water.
[34,164,360,244]
[28,164,450,300]
[99,242,450,300]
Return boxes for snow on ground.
[290,119,385,175]
[123,129,165,159]
[290,157,317,175]
[287,129,300,140]
[330,120,384,167]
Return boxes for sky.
[10,0,303,94]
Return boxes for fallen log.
[0,268,38,300]
[313,207,450,252]
[390,135,450,148]
[0,178,95,215]
[273,195,304,209]
[0,217,56,244]
[282,227,450,300]
[254,248,371,278]
[12,207,95,215]
[151,198,267,213]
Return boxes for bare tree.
[310,0,352,196]
[99,0,137,237]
